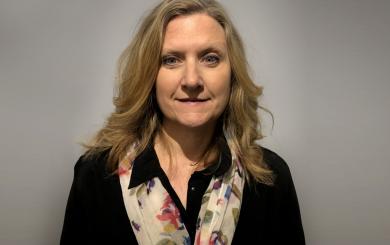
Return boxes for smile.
[176,98,210,103]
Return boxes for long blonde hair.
[84,0,274,185]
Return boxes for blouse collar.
[128,139,232,189]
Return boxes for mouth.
[176,98,210,103]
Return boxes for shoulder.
[74,149,110,174]
[72,149,112,190]
[261,147,291,176]
[260,147,295,190]
[237,147,305,244]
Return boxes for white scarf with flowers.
[118,148,245,245]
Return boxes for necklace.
[190,160,200,166]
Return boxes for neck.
[155,120,216,167]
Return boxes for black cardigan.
[61,146,305,244]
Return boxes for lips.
[176,98,209,102]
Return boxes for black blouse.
[60,143,305,244]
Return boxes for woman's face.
[156,13,231,130]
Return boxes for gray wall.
[1,0,389,244]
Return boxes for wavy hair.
[84,0,274,185]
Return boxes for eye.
[202,54,220,66]
[161,55,180,67]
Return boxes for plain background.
[1,0,389,244]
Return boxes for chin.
[177,117,215,129]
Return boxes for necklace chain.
[190,160,200,166]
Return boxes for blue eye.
[203,55,220,65]
[162,56,179,66]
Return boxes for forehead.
[162,13,227,51]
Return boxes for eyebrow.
[161,44,227,56]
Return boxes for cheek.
[155,69,178,114]
[156,67,181,84]
[156,70,171,99]
[205,73,231,117]
[155,87,170,115]
[213,70,231,101]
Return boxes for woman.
[61,0,305,244]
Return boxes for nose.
[181,60,203,90]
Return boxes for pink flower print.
[216,198,224,206]
[117,166,128,176]
[195,231,201,245]
[156,195,181,230]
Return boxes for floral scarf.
[118,147,245,245]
